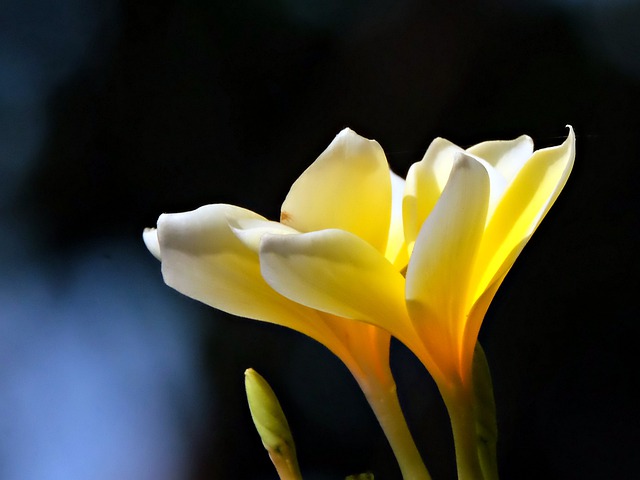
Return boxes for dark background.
[1,0,638,479]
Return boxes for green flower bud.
[245,368,302,480]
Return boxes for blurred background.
[1,0,638,478]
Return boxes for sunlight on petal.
[405,154,490,381]
[466,134,534,185]
[472,126,575,301]
[260,229,416,341]
[385,170,409,269]
[280,128,392,253]
[473,157,507,221]
[461,238,528,376]
[403,137,462,253]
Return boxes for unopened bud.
[245,368,302,480]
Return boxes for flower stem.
[359,378,432,480]
[472,344,499,480]
[442,384,485,480]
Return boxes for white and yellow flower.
[144,126,574,479]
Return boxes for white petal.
[466,134,534,184]
[156,204,332,341]
[229,217,298,253]
[143,227,161,260]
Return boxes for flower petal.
[403,135,516,253]
[259,228,416,341]
[385,170,409,269]
[403,137,462,252]
[280,128,392,253]
[228,217,299,253]
[472,126,576,300]
[405,154,490,381]
[462,238,528,377]
[143,227,161,260]
[156,204,334,340]
[466,134,534,185]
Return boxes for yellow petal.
[259,228,415,341]
[404,137,511,255]
[466,134,534,185]
[280,128,392,253]
[461,238,528,378]
[403,137,463,252]
[472,126,576,301]
[385,170,409,269]
[156,204,335,341]
[405,154,490,382]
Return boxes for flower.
[143,129,400,387]
[255,127,575,394]
[144,129,431,479]
[144,127,574,479]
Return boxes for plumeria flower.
[145,127,574,479]
[144,130,431,480]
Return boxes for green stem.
[269,452,303,480]
[442,384,485,480]
[472,344,499,480]
[359,378,432,480]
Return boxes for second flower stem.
[359,377,432,480]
